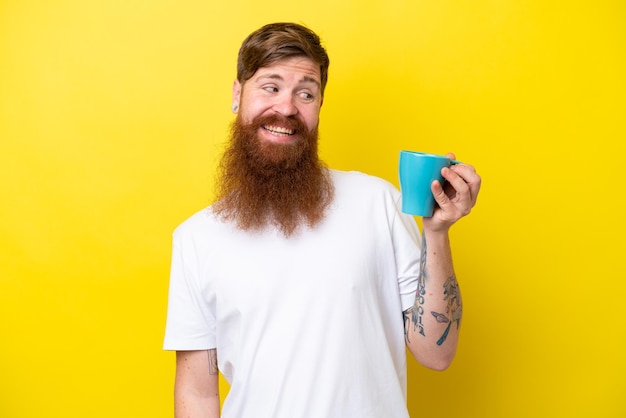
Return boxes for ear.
[232,80,242,113]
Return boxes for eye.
[298,91,315,101]
[263,85,279,93]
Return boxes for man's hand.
[423,153,481,233]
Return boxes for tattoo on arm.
[403,307,412,342]
[208,349,218,376]
[405,234,463,346]
[431,274,462,346]
[405,235,428,343]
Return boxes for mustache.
[246,113,309,135]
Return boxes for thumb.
[431,179,452,211]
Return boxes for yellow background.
[1,0,624,417]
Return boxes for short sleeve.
[163,227,216,350]
[390,193,422,311]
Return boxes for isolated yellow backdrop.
[1,1,624,417]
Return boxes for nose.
[272,93,298,117]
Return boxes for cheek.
[240,106,260,124]
[301,107,320,131]
[241,101,272,123]
[305,114,320,132]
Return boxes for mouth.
[262,125,295,137]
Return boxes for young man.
[164,22,481,418]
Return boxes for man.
[164,22,481,418]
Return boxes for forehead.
[251,56,321,87]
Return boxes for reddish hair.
[237,22,330,95]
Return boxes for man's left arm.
[404,157,481,370]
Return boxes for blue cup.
[399,151,460,217]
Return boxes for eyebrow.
[256,73,321,88]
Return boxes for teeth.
[264,125,294,136]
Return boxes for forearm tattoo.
[208,349,218,375]
[431,274,462,345]
[403,235,463,346]
[403,235,428,342]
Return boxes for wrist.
[421,219,452,237]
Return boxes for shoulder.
[172,207,220,243]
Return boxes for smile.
[263,125,295,137]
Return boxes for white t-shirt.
[164,169,422,418]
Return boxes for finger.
[440,168,474,216]
[442,167,470,200]
[431,179,455,215]
[449,165,481,202]
[450,162,480,180]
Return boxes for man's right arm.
[175,349,220,418]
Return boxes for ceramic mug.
[399,151,460,216]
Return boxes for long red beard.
[212,114,334,237]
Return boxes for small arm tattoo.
[432,274,462,345]
[405,235,428,343]
[208,349,218,375]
